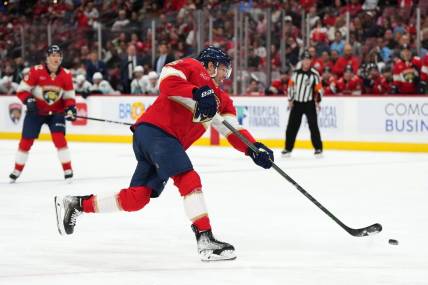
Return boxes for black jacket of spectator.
[120,55,147,94]
[85,59,107,82]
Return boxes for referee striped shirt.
[288,67,323,102]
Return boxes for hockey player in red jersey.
[362,63,390,95]
[54,46,274,261]
[9,45,77,183]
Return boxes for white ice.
[0,140,427,285]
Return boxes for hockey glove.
[192,86,217,122]
[65,105,77,121]
[25,97,37,113]
[247,142,274,169]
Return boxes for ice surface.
[0,140,427,285]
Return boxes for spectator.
[362,63,389,94]
[333,44,360,76]
[120,44,147,94]
[245,78,263,96]
[321,66,337,95]
[112,10,130,32]
[330,31,345,56]
[74,74,92,98]
[0,76,18,94]
[143,71,159,95]
[336,65,362,95]
[154,42,175,74]
[392,46,422,94]
[90,72,120,95]
[130,65,145,94]
[268,67,291,96]
[84,51,107,81]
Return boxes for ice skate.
[281,149,292,158]
[314,149,323,158]
[191,225,236,262]
[54,195,82,235]
[9,170,20,183]
[64,170,73,184]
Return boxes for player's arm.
[158,65,198,98]
[211,95,273,169]
[63,70,77,121]
[16,67,38,103]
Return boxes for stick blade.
[349,223,382,237]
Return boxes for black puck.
[388,239,399,245]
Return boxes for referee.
[282,50,323,157]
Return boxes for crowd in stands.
[1,0,428,96]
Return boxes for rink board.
[0,95,427,152]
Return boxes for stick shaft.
[76,115,133,126]
[220,117,353,233]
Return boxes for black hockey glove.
[65,105,77,121]
[247,142,274,169]
[25,97,37,113]
[192,86,217,122]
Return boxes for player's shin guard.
[9,138,34,182]
[79,186,152,214]
[52,132,73,181]
[173,170,211,231]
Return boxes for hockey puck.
[388,239,399,245]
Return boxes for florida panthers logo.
[43,89,61,105]
[9,103,22,124]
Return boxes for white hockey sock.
[57,147,71,164]
[15,150,29,166]
[94,194,121,213]
[183,190,208,222]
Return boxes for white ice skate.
[192,225,236,262]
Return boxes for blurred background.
[1,0,428,97]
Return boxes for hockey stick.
[216,114,382,237]
[76,115,133,126]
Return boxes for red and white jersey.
[362,75,390,95]
[17,64,76,115]
[392,57,421,94]
[421,54,428,82]
[135,58,255,151]
[321,75,336,95]
[336,75,362,95]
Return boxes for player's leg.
[48,114,73,181]
[284,102,304,154]
[9,112,44,182]
[172,170,236,261]
[54,126,158,235]
[305,101,323,155]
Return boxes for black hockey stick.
[217,115,382,237]
[76,115,133,126]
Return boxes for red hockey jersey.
[135,58,255,151]
[421,54,428,82]
[17,64,76,115]
[336,75,362,95]
[392,57,421,94]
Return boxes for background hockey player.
[55,46,274,262]
[391,46,422,94]
[9,45,77,182]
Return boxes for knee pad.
[172,170,202,196]
[18,138,34,151]
[118,186,152,212]
[51,132,68,149]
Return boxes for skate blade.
[54,196,66,235]
[200,250,237,262]
[65,178,73,184]
[9,179,17,184]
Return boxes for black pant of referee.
[285,100,322,153]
